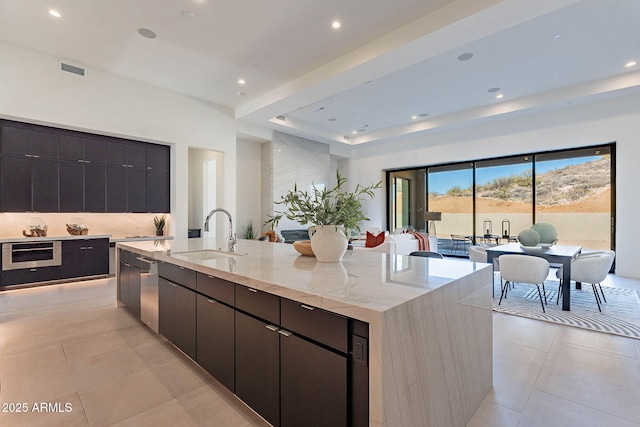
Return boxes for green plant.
[243,220,257,239]
[153,215,166,230]
[265,171,381,232]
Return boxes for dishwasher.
[136,256,159,333]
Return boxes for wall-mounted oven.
[2,241,62,271]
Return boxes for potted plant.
[154,215,166,236]
[243,220,257,240]
[265,171,381,262]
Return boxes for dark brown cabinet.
[0,120,169,213]
[158,277,196,360]
[235,310,281,427]
[63,239,109,280]
[196,294,235,391]
[280,333,347,427]
[0,265,63,287]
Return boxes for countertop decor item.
[154,215,166,236]
[293,240,314,256]
[265,171,381,262]
[517,228,540,247]
[23,218,48,237]
[66,224,89,235]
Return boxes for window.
[387,144,614,256]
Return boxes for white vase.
[308,225,348,262]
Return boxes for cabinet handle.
[266,324,279,332]
[29,268,37,272]
[207,299,215,304]
[170,283,177,287]
[81,246,86,250]
[122,164,128,167]
[278,329,292,337]
[300,304,315,311]
[207,275,215,279]
[85,160,91,164]
[78,159,84,163]
[32,155,40,158]
[86,246,93,250]
[25,154,33,157]
[179,266,185,270]
[248,288,258,293]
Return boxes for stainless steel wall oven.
[2,241,62,271]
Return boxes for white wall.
[349,93,640,278]
[0,42,237,239]
[236,138,263,238]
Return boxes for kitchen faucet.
[203,208,236,253]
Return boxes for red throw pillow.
[365,231,385,248]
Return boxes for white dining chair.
[498,254,550,312]
[469,245,502,297]
[556,250,615,311]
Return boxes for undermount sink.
[172,249,246,260]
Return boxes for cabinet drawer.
[197,272,234,306]
[281,298,348,353]
[235,285,280,324]
[158,262,196,290]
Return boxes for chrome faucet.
[203,208,237,253]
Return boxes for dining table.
[486,243,582,311]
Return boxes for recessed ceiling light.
[553,34,561,39]
[457,52,473,61]
[358,129,366,133]
[181,10,194,18]
[488,87,500,93]
[626,61,637,67]
[411,115,418,120]
[137,28,157,39]
[276,115,285,121]
[236,91,245,96]
[328,118,337,122]
[351,130,357,134]
[48,9,61,18]
[419,113,429,117]
[313,107,325,112]
[496,94,504,99]
[237,78,246,85]
[332,20,341,29]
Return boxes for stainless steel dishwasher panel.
[137,257,159,333]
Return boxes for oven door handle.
[11,247,53,252]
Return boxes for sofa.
[351,232,437,255]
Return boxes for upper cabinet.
[0,120,170,213]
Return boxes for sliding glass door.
[535,147,612,249]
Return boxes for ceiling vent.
[60,62,85,76]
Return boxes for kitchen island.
[116,237,493,427]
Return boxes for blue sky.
[428,156,602,194]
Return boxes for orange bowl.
[293,240,315,256]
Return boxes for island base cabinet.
[235,311,280,427]
[158,278,196,360]
[118,261,140,318]
[196,294,235,392]
[280,333,347,427]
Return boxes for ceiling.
[1,0,639,147]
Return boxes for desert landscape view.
[428,157,611,249]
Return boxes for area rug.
[492,279,640,340]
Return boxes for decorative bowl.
[520,244,542,251]
[539,242,554,248]
[293,240,315,257]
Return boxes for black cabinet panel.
[106,140,128,166]
[1,126,58,158]
[147,145,170,171]
[158,262,196,290]
[119,261,132,307]
[84,138,106,164]
[128,168,147,212]
[106,165,127,212]
[235,311,280,427]
[281,298,348,353]
[158,278,176,341]
[196,294,235,391]
[63,238,109,279]
[0,266,62,286]
[129,265,141,318]
[63,240,87,279]
[59,134,85,161]
[0,156,31,212]
[280,334,347,427]
[32,159,58,212]
[197,273,234,305]
[85,163,106,212]
[85,239,109,276]
[59,161,84,212]
[128,143,147,169]
[146,170,169,213]
[236,285,280,325]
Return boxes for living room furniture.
[556,250,616,311]
[409,251,443,259]
[498,254,550,313]
[487,243,582,311]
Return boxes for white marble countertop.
[0,234,112,244]
[116,238,490,320]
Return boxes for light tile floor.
[0,274,639,426]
